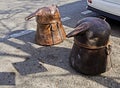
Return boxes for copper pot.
[67,17,112,75]
[25,5,66,46]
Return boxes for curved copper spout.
[25,9,41,21]
[25,5,58,21]
[67,22,91,38]
[25,13,36,21]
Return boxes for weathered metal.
[67,17,112,75]
[25,5,66,45]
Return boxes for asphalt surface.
[0,0,120,88]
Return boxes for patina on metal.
[25,5,66,46]
[67,17,112,75]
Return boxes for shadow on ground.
[1,31,120,87]
[85,75,120,88]
[107,19,120,38]
[1,31,73,75]
[0,72,15,85]
[0,0,120,87]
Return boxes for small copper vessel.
[25,5,66,45]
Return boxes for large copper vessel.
[67,17,112,75]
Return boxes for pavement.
[0,0,120,88]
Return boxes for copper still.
[25,5,66,45]
[67,17,112,75]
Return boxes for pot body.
[35,21,66,45]
[69,38,112,75]
[35,8,66,46]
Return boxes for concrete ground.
[0,0,120,88]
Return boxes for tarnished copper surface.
[67,17,112,75]
[25,5,66,45]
